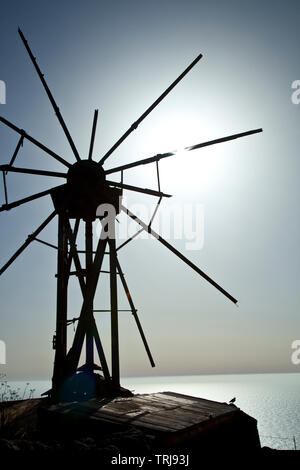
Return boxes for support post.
[109,220,119,386]
[52,214,69,395]
[85,219,94,367]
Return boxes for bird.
[229,397,236,404]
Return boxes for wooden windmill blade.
[99,53,203,165]
[88,110,99,161]
[105,128,263,175]
[18,27,81,163]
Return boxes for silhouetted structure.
[0,29,262,402]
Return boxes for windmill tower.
[0,29,262,401]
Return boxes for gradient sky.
[0,0,299,381]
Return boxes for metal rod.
[99,53,203,165]
[6,135,24,172]
[67,317,80,325]
[107,180,171,198]
[67,269,115,275]
[2,172,8,205]
[93,309,133,312]
[88,109,98,160]
[116,228,144,251]
[65,220,86,294]
[116,257,155,367]
[185,128,263,152]
[0,165,67,178]
[0,185,63,212]
[66,218,80,275]
[67,270,87,276]
[149,196,162,229]
[0,210,57,276]
[92,318,111,381]
[0,116,71,168]
[121,204,238,304]
[34,238,58,250]
[18,28,81,163]
[105,128,263,175]
[156,161,161,192]
[76,250,110,255]
[105,152,174,175]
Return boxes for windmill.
[0,29,262,402]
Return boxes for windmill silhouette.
[0,29,262,401]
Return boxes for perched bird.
[229,397,236,404]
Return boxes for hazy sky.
[0,0,299,381]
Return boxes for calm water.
[5,372,300,450]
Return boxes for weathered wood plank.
[45,392,240,435]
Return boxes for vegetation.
[0,374,36,431]
[0,374,35,402]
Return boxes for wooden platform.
[40,391,261,450]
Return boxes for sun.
[137,113,227,193]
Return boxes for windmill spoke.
[121,204,238,305]
[0,210,57,276]
[18,28,81,162]
[0,117,71,168]
[105,128,263,175]
[105,152,173,175]
[88,109,99,161]
[185,128,263,151]
[7,135,24,172]
[149,196,162,229]
[0,165,67,178]
[116,257,155,367]
[107,180,172,198]
[0,185,64,212]
[99,53,203,165]
[116,228,144,251]
[117,197,162,251]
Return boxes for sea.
[4,372,300,450]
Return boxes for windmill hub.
[51,159,121,220]
[67,159,106,191]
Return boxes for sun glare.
[140,114,227,193]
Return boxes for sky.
[0,0,299,381]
